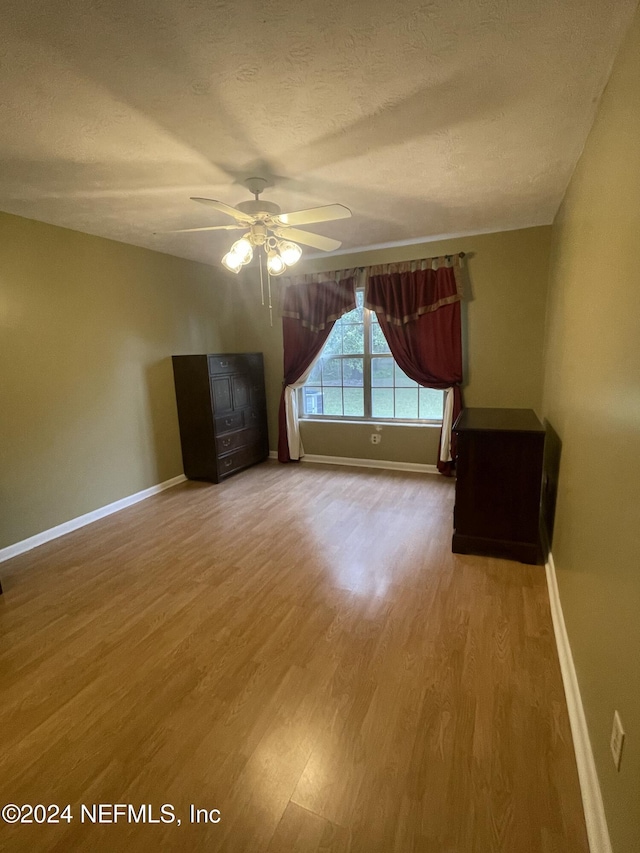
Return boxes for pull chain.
[259,253,265,306]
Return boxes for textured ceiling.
[1,0,637,265]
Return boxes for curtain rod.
[283,253,467,283]
[354,251,466,270]
[362,252,465,265]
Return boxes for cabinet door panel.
[244,406,263,429]
[250,378,265,406]
[232,374,250,410]
[211,376,233,412]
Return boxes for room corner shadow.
[145,357,182,483]
[459,254,474,390]
[542,419,562,548]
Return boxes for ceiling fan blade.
[275,204,351,227]
[274,227,342,252]
[160,224,245,233]
[190,197,254,223]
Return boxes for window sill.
[300,418,442,428]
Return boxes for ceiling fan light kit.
[266,245,287,276]
[229,236,254,264]
[173,178,351,280]
[278,240,303,266]
[221,250,244,273]
[222,230,294,276]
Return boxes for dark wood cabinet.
[452,408,546,564]
[172,353,269,483]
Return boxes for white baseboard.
[0,474,187,564]
[545,552,612,853]
[268,450,438,474]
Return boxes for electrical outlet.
[370,433,381,445]
[610,710,625,771]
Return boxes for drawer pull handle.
[224,459,232,468]
[219,360,229,367]
[225,418,233,426]
[223,438,231,447]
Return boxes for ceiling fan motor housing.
[236,199,281,218]
[249,223,268,245]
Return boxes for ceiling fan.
[166,177,352,276]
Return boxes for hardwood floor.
[0,461,589,852]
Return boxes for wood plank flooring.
[0,461,589,852]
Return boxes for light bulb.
[222,251,243,273]
[266,251,286,276]
[278,240,302,266]
[230,237,253,264]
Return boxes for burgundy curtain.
[366,258,464,475]
[278,273,358,462]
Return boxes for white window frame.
[298,290,444,425]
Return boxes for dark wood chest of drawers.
[452,407,546,564]
[172,353,269,483]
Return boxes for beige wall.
[229,278,285,459]
[541,8,640,852]
[0,212,235,549]
[235,226,551,464]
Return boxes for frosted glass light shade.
[230,237,253,264]
[222,251,243,273]
[278,240,302,266]
[266,251,286,276]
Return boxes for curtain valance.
[365,255,464,325]
[281,268,359,332]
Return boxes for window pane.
[395,388,418,419]
[322,358,342,386]
[394,363,418,387]
[342,290,364,323]
[371,323,390,354]
[372,387,394,418]
[323,325,342,355]
[342,323,364,354]
[323,387,343,416]
[343,357,363,386]
[308,361,322,384]
[303,386,324,415]
[344,387,364,417]
[419,387,444,419]
[371,357,394,387]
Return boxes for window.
[300,290,444,422]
